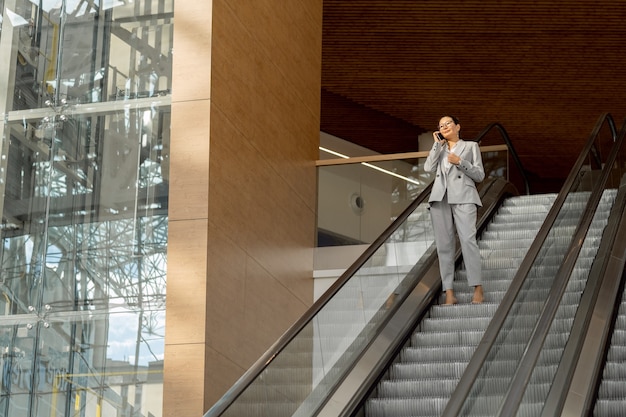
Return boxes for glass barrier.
[515,121,626,415]
[456,117,618,416]
[209,136,515,416]
[317,156,432,246]
[214,194,437,417]
[475,124,528,195]
[316,144,510,247]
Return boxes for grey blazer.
[424,139,485,206]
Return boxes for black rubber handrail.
[474,122,530,195]
[205,122,524,417]
[313,176,518,417]
[442,113,618,417]
[207,179,503,417]
[205,183,434,417]
[543,121,626,417]
[496,117,624,416]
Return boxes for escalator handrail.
[205,122,523,417]
[309,176,518,417]
[442,112,618,417]
[474,121,531,195]
[550,164,626,417]
[496,117,625,416]
[549,124,626,417]
[204,182,434,417]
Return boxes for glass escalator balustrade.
[220,202,437,417]
[365,193,558,417]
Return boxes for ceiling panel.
[321,1,626,192]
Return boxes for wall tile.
[165,218,209,345]
[162,343,207,417]
[172,1,213,102]
[169,100,211,221]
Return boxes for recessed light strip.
[319,146,422,186]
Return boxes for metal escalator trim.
[312,177,518,417]
[474,122,530,195]
[542,178,626,416]
[204,175,512,417]
[556,177,626,416]
[206,125,524,417]
[442,112,619,417]
[204,181,434,417]
[497,117,626,417]
[314,260,441,417]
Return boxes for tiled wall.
[164,0,322,415]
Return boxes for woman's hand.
[448,152,461,165]
[433,131,446,143]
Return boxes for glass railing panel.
[317,157,432,246]
[457,118,617,416]
[475,123,529,195]
[515,125,626,414]
[317,144,511,247]
[481,147,509,180]
[515,189,617,415]
[216,198,437,417]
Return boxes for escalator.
[365,189,617,417]
[365,193,558,416]
[594,279,626,416]
[204,114,626,417]
[440,190,618,417]
[557,143,626,417]
[438,115,626,417]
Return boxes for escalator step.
[601,362,626,380]
[606,345,626,362]
[420,316,492,332]
[606,329,626,345]
[366,397,448,417]
[596,380,626,399]
[594,400,626,416]
[411,330,484,346]
[389,361,468,379]
[377,378,458,398]
[429,302,499,318]
[400,345,476,363]
[516,402,544,417]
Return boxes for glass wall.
[0,0,172,416]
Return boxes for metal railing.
[442,113,619,417]
[205,122,526,417]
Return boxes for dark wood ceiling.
[320,1,626,193]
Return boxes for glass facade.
[0,0,172,416]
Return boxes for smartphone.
[436,133,446,141]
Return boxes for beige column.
[164,0,322,415]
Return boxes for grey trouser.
[430,195,482,291]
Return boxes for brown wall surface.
[164,0,322,415]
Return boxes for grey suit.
[424,139,485,291]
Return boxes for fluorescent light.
[319,146,349,159]
[319,146,422,186]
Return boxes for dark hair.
[439,115,460,125]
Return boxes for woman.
[424,115,484,305]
